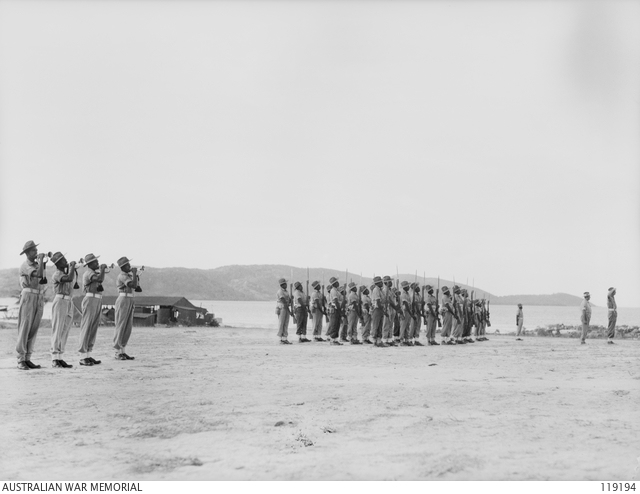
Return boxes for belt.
[118,292,134,298]
[85,293,103,299]
[608,308,617,312]
[54,294,71,301]
[21,288,41,295]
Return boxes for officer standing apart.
[606,287,617,344]
[276,278,292,345]
[78,253,107,366]
[516,304,524,341]
[16,240,46,370]
[50,252,76,368]
[580,291,592,345]
[114,257,138,360]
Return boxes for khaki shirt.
[426,294,437,315]
[400,290,411,311]
[371,286,383,309]
[117,272,134,294]
[607,295,617,311]
[347,291,359,310]
[83,268,101,294]
[53,269,73,296]
[20,259,41,289]
[276,287,291,308]
[293,288,307,309]
[454,294,464,317]
[442,294,453,314]
[517,308,523,322]
[413,291,422,311]
[361,293,372,311]
[310,290,322,312]
[581,299,592,318]
[330,286,343,307]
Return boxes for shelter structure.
[71,296,208,326]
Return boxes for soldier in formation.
[274,275,498,348]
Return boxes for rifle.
[412,271,417,320]
[448,277,460,323]
[289,280,297,324]
[342,269,348,325]
[321,273,329,323]
[470,289,475,330]
[320,284,329,322]
[357,284,365,325]
[435,276,442,327]
[306,267,311,319]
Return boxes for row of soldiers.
[15,240,139,370]
[276,275,491,346]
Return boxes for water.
[3,297,638,333]
[192,300,640,332]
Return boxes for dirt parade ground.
[1,324,639,481]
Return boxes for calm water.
[192,300,640,332]
[2,298,638,332]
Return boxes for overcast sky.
[1,0,639,307]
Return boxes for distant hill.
[0,264,584,306]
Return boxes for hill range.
[0,264,585,306]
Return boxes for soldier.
[452,286,466,345]
[327,277,344,345]
[310,281,326,342]
[516,304,524,341]
[410,283,424,346]
[382,276,398,346]
[440,286,457,345]
[325,284,333,339]
[114,257,138,360]
[339,285,349,342]
[16,240,46,370]
[393,287,402,344]
[477,299,489,341]
[293,281,311,343]
[50,252,76,368]
[606,287,617,344]
[360,285,373,344]
[424,285,439,345]
[345,282,362,344]
[461,289,474,343]
[78,253,107,366]
[474,300,485,341]
[276,278,292,344]
[580,291,592,345]
[370,276,386,347]
[398,281,414,346]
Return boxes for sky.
[0,0,639,307]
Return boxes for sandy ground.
[1,323,638,481]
